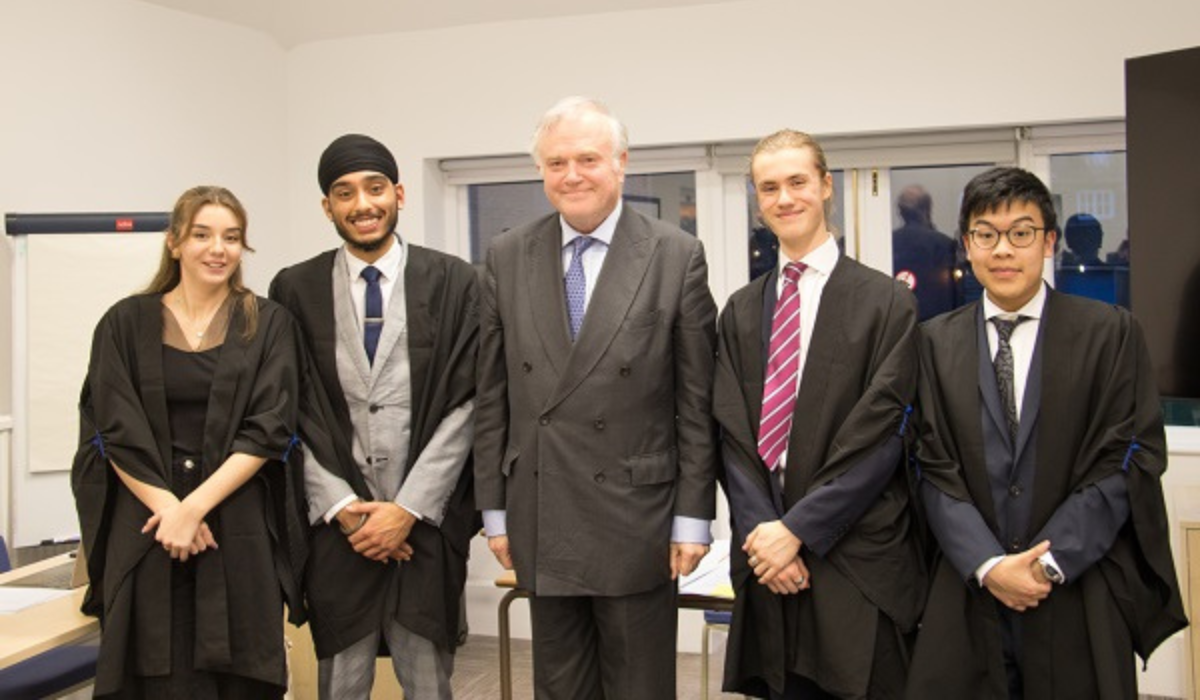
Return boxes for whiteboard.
[15,228,164,473]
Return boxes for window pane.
[747,171,844,281]
[1049,152,1129,309]
[468,172,697,264]
[890,165,993,321]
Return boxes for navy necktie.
[362,266,383,365]
[564,236,596,341]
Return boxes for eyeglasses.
[966,223,1046,250]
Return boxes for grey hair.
[529,96,628,166]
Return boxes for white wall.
[0,0,289,545]
[283,0,1200,252]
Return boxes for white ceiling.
[137,0,737,48]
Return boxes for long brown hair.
[144,185,259,339]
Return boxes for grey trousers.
[528,579,678,700]
[317,570,455,700]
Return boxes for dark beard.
[333,208,398,253]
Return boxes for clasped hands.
[983,540,1054,612]
[338,500,416,563]
[744,520,811,595]
[142,495,216,563]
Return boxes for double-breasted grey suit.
[475,206,718,595]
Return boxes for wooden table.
[494,570,735,700]
[0,553,99,670]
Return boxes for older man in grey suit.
[270,134,478,700]
[474,97,719,699]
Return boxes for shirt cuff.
[671,516,712,545]
[322,494,359,525]
[975,554,1005,585]
[482,510,507,537]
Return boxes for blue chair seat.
[0,644,98,700]
[704,609,732,626]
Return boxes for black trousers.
[529,579,677,700]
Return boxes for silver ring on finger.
[748,555,759,566]
[796,575,806,585]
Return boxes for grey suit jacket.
[475,207,718,597]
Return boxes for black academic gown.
[72,294,308,697]
[906,291,1187,699]
[713,256,926,699]
[268,244,479,658]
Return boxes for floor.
[451,634,745,699]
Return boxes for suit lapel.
[369,246,409,387]
[1013,317,1046,462]
[527,218,572,378]
[547,209,656,412]
[976,309,1011,450]
[332,248,374,387]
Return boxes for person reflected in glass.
[1059,213,1106,268]
[73,186,306,698]
[892,184,960,320]
[714,130,924,699]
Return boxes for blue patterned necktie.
[991,315,1030,444]
[361,265,384,365]
[564,236,596,341]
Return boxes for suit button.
[619,366,631,377]
[594,419,605,431]
[522,362,532,373]
[369,404,381,414]
[539,416,551,426]
[1009,539,1022,552]
[1009,483,1022,497]
[183,458,195,471]
[594,472,606,484]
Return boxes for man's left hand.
[671,542,709,580]
[744,520,803,585]
[347,502,416,562]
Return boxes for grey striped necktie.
[991,316,1030,444]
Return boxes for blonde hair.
[750,129,834,222]
[144,186,258,339]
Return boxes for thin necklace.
[173,290,227,339]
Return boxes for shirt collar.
[561,201,622,250]
[343,233,405,282]
[983,281,1047,321]
[778,231,839,278]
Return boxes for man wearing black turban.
[271,133,479,699]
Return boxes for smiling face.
[751,145,833,261]
[537,110,627,234]
[964,200,1057,312]
[171,203,244,290]
[322,171,404,261]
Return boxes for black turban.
[318,134,398,193]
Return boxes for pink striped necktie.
[757,262,807,472]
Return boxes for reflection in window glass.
[468,172,696,264]
[746,171,844,281]
[890,164,993,321]
[1049,152,1129,308]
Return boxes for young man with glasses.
[906,167,1186,699]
